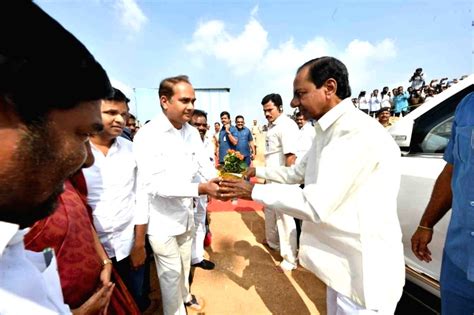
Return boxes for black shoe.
[192,259,215,270]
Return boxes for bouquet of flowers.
[219,149,248,179]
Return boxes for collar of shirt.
[316,98,353,132]
[0,221,23,257]
[90,136,123,156]
[301,121,313,131]
[268,113,286,129]
[152,110,195,139]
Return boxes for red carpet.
[207,198,263,212]
[207,176,264,212]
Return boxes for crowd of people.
[1,2,473,315]
[352,68,469,117]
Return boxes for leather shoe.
[192,259,215,270]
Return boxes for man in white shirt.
[294,111,316,246]
[368,89,381,117]
[133,75,219,315]
[219,57,405,313]
[357,91,369,114]
[83,88,148,310]
[189,109,216,270]
[0,1,114,313]
[295,111,316,163]
[261,93,300,271]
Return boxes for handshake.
[202,167,257,201]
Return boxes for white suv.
[389,75,474,296]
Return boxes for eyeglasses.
[192,123,207,127]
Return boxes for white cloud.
[187,17,269,75]
[341,38,397,93]
[113,0,147,33]
[186,9,398,122]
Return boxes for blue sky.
[37,0,472,125]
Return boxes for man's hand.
[72,282,115,315]
[224,124,230,132]
[130,244,146,270]
[411,228,433,263]
[218,178,254,200]
[199,178,220,198]
[243,167,256,180]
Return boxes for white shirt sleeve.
[254,128,389,223]
[255,158,306,185]
[134,175,149,225]
[196,141,218,182]
[252,183,319,222]
[280,119,299,155]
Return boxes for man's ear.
[160,95,169,111]
[324,78,338,99]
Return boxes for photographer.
[409,68,425,90]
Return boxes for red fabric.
[207,176,264,212]
[204,231,212,247]
[24,178,140,314]
[69,171,94,223]
[109,268,141,315]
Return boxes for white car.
[389,75,474,296]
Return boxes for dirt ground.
[144,206,327,315]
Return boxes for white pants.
[191,196,207,265]
[264,207,279,249]
[264,207,297,267]
[327,287,396,315]
[148,230,193,315]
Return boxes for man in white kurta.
[190,109,217,270]
[261,93,300,271]
[133,76,218,315]
[220,57,404,313]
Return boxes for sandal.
[184,294,205,311]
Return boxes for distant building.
[194,88,231,124]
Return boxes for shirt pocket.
[453,126,474,164]
[265,132,281,153]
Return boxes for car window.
[420,116,454,153]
